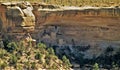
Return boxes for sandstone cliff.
[32,6,120,61]
[0,2,35,41]
[0,2,120,67]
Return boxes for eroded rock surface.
[0,2,35,41]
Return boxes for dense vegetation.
[1,0,120,7]
[0,40,72,69]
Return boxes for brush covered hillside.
[0,40,71,70]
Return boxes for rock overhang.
[0,1,120,42]
[0,1,120,59]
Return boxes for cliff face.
[0,2,120,60]
[0,2,35,40]
[33,7,120,45]
[33,6,120,59]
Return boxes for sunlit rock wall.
[0,2,120,59]
[33,7,120,46]
[0,2,35,40]
[33,6,120,59]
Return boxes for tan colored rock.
[22,17,35,26]
[6,6,24,17]
[1,2,120,60]
[0,1,35,37]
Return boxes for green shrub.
[50,63,58,69]
[7,42,18,52]
[0,49,7,58]
[35,52,43,64]
[35,52,43,60]
[0,61,7,69]
[45,57,50,65]
[16,51,22,59]
[47,47,55,55]
[37,43,46,50]
[24,61,31,69]
[31,62,36,69]
[93,63,99,70]
[62,55,72,68]
[112,62,119,70]
[45,54,51,65]
[18,41,26,51]
[16,64,23,70]
[9,54,17,65]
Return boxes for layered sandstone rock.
[7,2,34,29]
[33,6,120,59]
[33,6,120,45]
[0,2,35,40]
[0,2,120,60]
